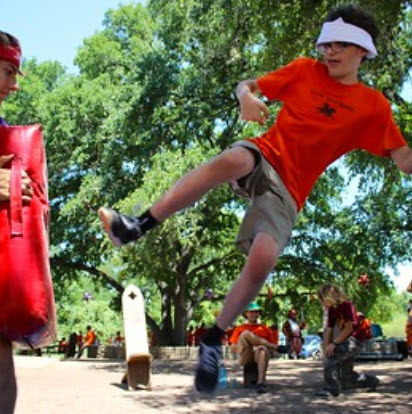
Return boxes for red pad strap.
[10,157,23,236]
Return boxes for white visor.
[316,17,377,59]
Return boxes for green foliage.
[380,310,409,338]
[54,274,123,341]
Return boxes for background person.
[114,331,123,345]
[282,309,306,359]
[77,330,84,354]
[355,312,372,342]
[57,337,68,354]
[186,325,196,347]
[406,306,412,355]
[316,283,379,397]
[194,323,206,347]
[406,279,412,294]
[77,325,97,358]
[229,302,279,393]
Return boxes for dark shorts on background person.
[229,140,297,254]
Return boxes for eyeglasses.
[317,41,356,54]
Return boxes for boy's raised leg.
[99,146,255,246]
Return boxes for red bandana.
[0,42,22,71]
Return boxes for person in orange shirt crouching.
[229,302,282,394]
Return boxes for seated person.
[229,302,279,394]
[355,312,372,342]
[114,331,123,345]
[57,337,68,354]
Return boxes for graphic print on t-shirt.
[317,102,336,118]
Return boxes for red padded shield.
[0,124,56,348]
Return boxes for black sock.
[201,324,225,346]
[137,210,159,234]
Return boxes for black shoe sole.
[99,207,123,247]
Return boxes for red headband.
[0,42,22,71]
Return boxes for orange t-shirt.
[85,330,96,346]
[253,57,406,211]
[270,327,279,345]
[229,323,275,344]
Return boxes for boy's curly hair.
[325,4,379,44]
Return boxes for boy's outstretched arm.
[236,79,270,125]
[391,146,412,174]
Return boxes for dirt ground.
[14,355,412,414]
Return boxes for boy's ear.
[359,47,368,59]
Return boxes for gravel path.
[14,355,412,413]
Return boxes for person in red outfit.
[0,31,31,414]
[186,326,196,346]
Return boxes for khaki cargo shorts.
[230,140,297,254]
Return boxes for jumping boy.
[99,5,412,393]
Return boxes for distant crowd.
[57,326,124,358]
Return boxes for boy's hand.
[0,154,33,202]
[239,93,270,125]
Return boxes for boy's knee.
[239,330,254,344]
[247,234,280,278]
[257,244,278,267]
[217,147,255,178]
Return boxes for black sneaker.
[315,388,340,397]
[98,207,142,247]
[367,376,380,392]
[276,345,289,354]
[194,341,222,394]
[256,383,268,394]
